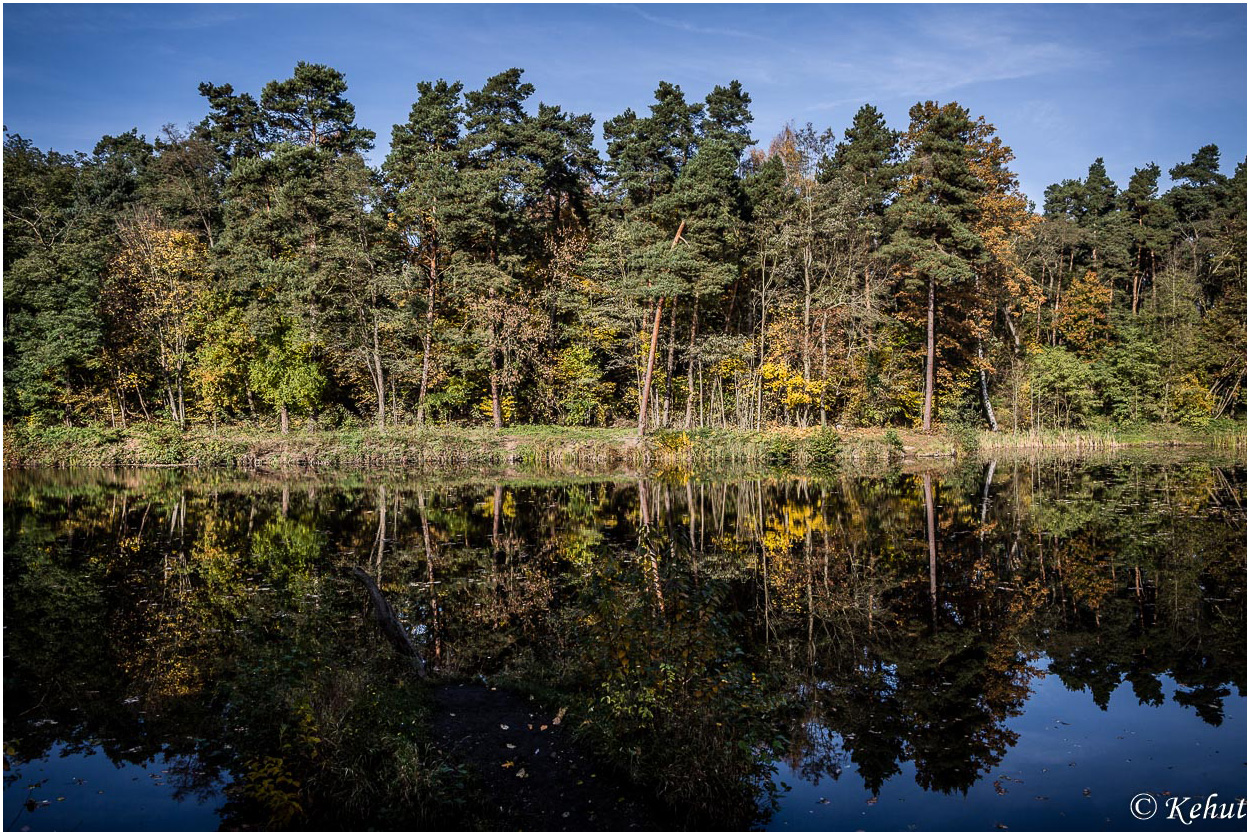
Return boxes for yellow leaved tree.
[111,213,209,429]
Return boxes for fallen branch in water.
[349,566,427,677]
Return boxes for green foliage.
[553,345,611,426]
[764,434,797,464]
[572,563,788,826]
[260,61,375,153]
[248,327,327,424]
[950,423,980,455]
[422,377,470,423]
[1170,374,1216,428]
[807,425,841,462]
[882,428,904,458]
[137,422,191,464]
[1092,327,1163,425]
[1029,347,1097,429]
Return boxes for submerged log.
[349,566,427,677]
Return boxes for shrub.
[882,428,904,459]
[764,434,796,464]
[1170,374,1215,428]
[950,424,980,455]
[807,426,840,463]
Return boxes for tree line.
[5,63,1245,434]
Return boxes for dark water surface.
[4,456,1245,830]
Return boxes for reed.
[4,421,1241,471]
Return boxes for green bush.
[138,423,190,465]
[882,428,904,459]
[764,435,796,464]
[950,424,980,455]
[807,426,840,463]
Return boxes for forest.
[4,62,1246,436]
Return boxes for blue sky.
[4,3,1246,206]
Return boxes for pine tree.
[260,62,375,154]
[385,79,468,425]
[882,102,986,431]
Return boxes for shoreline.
[3,422,1243,471]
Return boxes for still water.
[4,456,1245,830]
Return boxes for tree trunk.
[417,241,438,425]
[373,486,388,576]
[488,299,504,429]
[663,301,676,427]
[418,490,442,663]
[802,246,812,382]
[978,339,998,432]
[980,459,997,530]
[638,221,684,436]
[638,298,664,436]
[492,484,503,552]
[820,310,829,426]
[116,381,129,429]
[349,567,426,676]
[1003,307,1021,352]
[923,273,936,432]
[1133,230,1144,315]
[373,319,386,430]
[698,360,705,428]
[489,353,503,429]
[923,472,937,625]
[280,403,290,435]
[684,297,699,430]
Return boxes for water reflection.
[3,458,1245,829]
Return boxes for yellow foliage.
[476,395,516,423]
[1056,270,1112,352]
[760,361,821,409]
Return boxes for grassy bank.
[3,421,1243,470]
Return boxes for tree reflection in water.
[3,457,1244,829]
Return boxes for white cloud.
[795,10,1100,110]
[622,4,779,44]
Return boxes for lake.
[3,454,1245,830]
